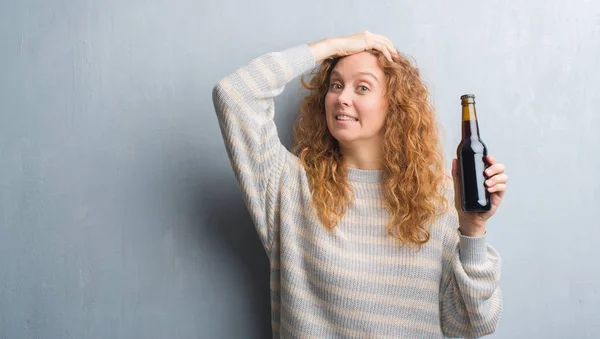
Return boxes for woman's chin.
[330,132,356,146]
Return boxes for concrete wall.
[1,0,598,337]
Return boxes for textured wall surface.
[1,0,599,338]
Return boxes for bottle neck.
[461,102,481,139]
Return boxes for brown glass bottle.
[456,94,491,213]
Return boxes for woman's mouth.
[335,114,359,122]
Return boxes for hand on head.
[308,31,398,63]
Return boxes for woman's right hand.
[308,31,398,63]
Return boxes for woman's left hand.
[451,156,508,237]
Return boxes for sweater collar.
[347,167,382,183]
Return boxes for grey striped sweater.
[212,44,502,339]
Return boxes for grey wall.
[1,0,598,338]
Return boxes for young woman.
[212,31,507,338]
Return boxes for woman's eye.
[330,83,342,90]
[358,85,370,92]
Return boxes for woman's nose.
[336,90,352,107]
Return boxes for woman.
[212,31,507,338]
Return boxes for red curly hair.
[292,50,449,247]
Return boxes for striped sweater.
[212,44,502,339]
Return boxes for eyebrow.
[331,70,380,84]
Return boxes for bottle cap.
[460,94,475,99]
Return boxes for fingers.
[455,155,507,196]
[373,34,398,58]
[488,183,506,193]
[484,156,507,194]
[485,173,508,186]
[485,173,508,194]
[374,36,398,61]
[484,163,506,177]
[376,42,394,62]
[380,35,399,57]
[360,31,398,62]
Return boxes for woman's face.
[325,52,389,149]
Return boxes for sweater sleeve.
[439,209,503,338]
[211,44,315,254]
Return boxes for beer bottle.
[456,94,491,213]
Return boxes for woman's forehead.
[331,53,384,79]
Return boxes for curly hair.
[292,50,449,248]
